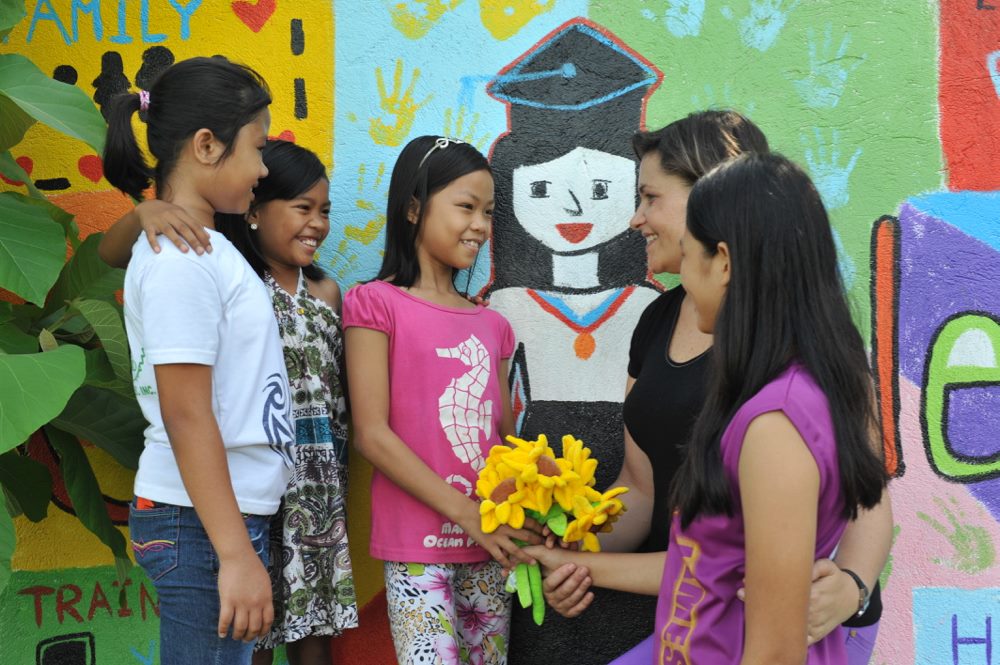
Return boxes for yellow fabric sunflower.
[562,486,630,552]
[476,464,531,533]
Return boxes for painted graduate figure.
[527,153,888,664]
[342,136,543,665]
[485,20,662,490]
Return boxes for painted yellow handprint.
[917,495,995,574]
[443,107,491,151]
[369,60,432,147]
[389,0,465,40]
[479,0,554,41]
[332,162,388,280]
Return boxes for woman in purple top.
[528,153,887,664]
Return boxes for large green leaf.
[17,191,80,249]
[48,234,123,311]
[0,322,36,354]
[72,299,131,386]
[50,386,143,469]
[0,0,26,40]
[0,96,34,153]
[0,450,51,521]
[44,427,129,564]
[0,345,85,454]
[83,348,133,398]
[0,498,13,596]
[0,54,106,153]
[0,150,42,198]
[0,191,66,305]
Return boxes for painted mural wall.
[1,1,997,664]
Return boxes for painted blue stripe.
[490,23,658,111]
[907,191,1000,253]
[534,288,626,327]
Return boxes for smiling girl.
[100,140,357,665]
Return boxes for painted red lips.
[555,223,593,243]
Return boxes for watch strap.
[840,568,871,617]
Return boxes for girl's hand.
[458,502,542,569]
[135,199,213,255]
[217,550,274,642]
[736,558,860,645]
[539,561,594,618]
[806,559,861,644]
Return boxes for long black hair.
[375,136,491,288]
[216,140,328,282]
[670,153,886,527]
[632,109,769,185]
[103,56,271,200]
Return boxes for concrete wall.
[1,1,997,663]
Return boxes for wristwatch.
[840,568,871,617]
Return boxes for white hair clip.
[419,137,466,168]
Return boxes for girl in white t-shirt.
[100,141,357,665]
[102,57,293,665]
[342,136,543,665]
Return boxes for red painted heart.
[78,154,104,183]
[231,0,276,33]
[1,155,33,186]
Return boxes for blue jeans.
[129,501,271,665]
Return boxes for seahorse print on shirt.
[435,334,493,473]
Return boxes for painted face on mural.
[250,178,331,271]
[415,169,494,271]
[512,147,636,254]
[629,154,690,275]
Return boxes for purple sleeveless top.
[653,364,848,665]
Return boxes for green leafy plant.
[0,0,144,593]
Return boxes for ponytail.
[103,92,153,200]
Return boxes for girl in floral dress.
[99,140,357,665]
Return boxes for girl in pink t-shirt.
[343,136,542,665]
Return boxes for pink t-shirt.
[654,364,847,665]
[342,280,514,563]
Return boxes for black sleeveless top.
[624,286,708,552]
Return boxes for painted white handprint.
[436,334,493,472]
[640,0,706,38]
[802,127,860,211]
[733,0,800,52]
[793,25,866,108]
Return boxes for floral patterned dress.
[258,270,358,649]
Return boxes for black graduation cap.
[488,20,660,148]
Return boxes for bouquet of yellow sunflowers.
[476,433,629,625]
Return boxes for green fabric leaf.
[44,426,129,563]
[0,54,106,153]
[0,450,51,521]
[0,96,34,153]
[48,234,123,312]
[0,345,85,454]
[0,150,41,198]
[0,499,14,596]
[50,386,143,469]
[546,512,567,537]
[72,299,131,386]
[0,0,26,40]
[0,191,66,305]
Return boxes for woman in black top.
[541,110,892,664]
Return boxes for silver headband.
[419,137,465,168]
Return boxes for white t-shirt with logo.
[124,229,293,515]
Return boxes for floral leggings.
[384,560,511,665]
